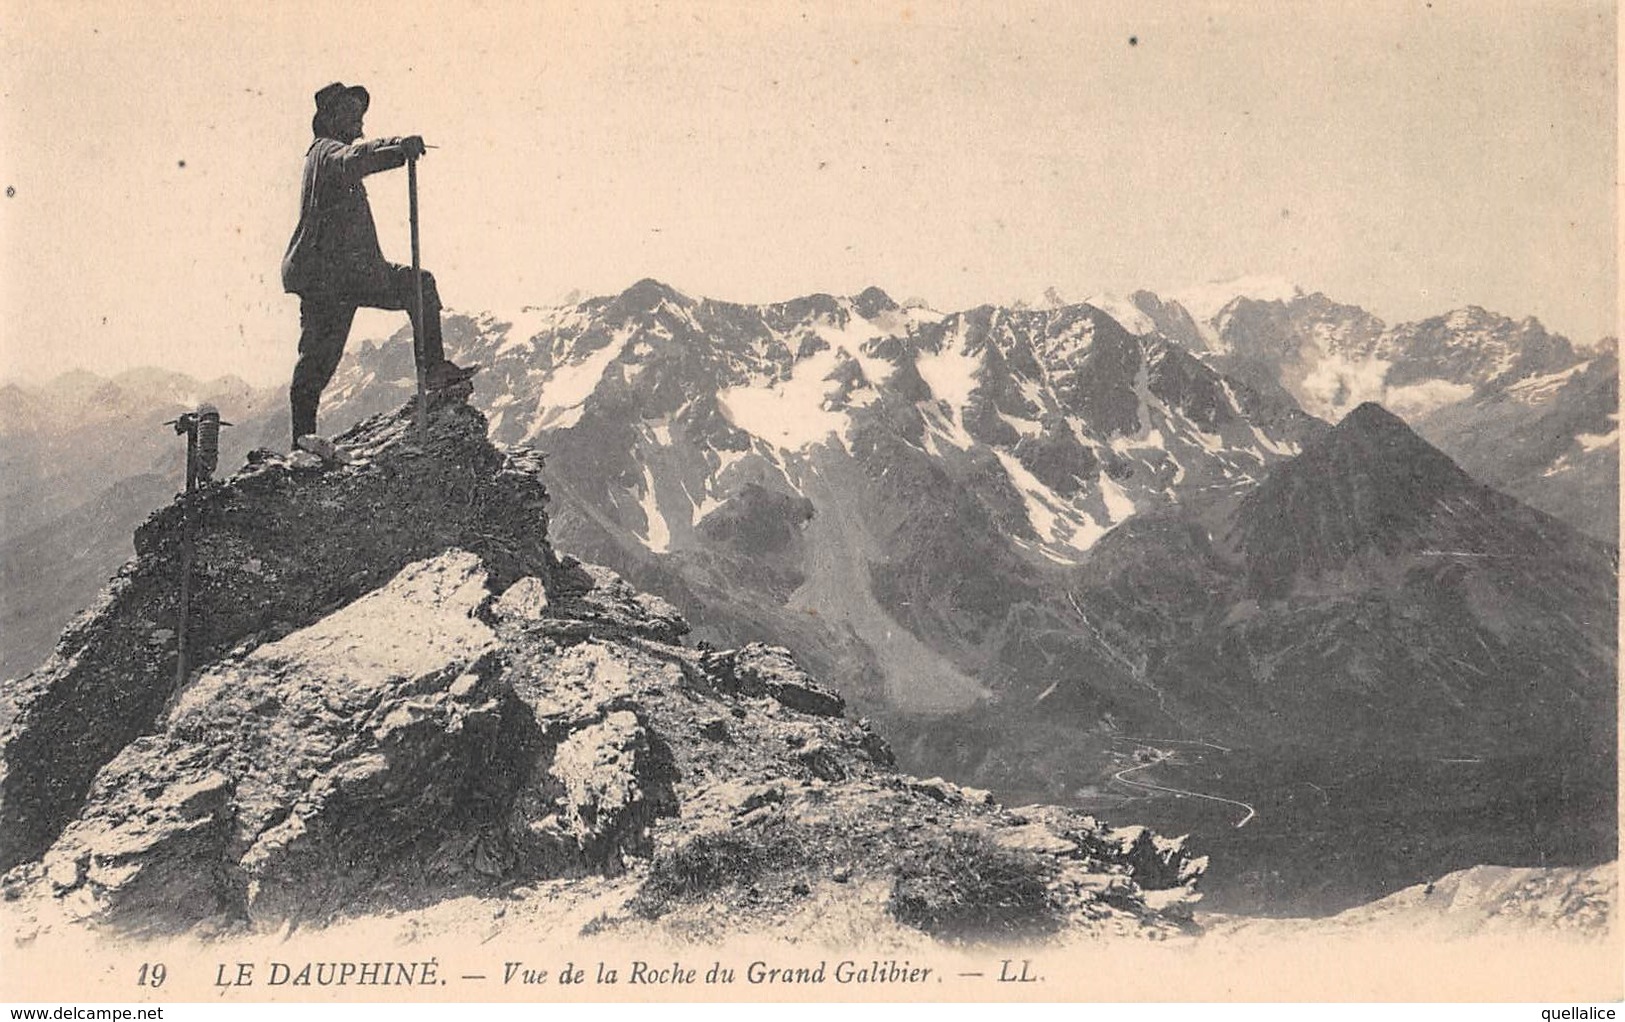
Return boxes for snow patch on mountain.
[914,333,982,412]
[1107,422,1165,456]
[1248,424,1299,459]
[1178,411,1229,456]
[1576,422,1619,453]
[1541,417,1620,479]
[692,488,725,524]
[525,326,634,434]
[716,347,849,451]
[996,451,1063,541]
[701,446,750,507]
[483,306,566,357]
[1506,361,1594,405]
[708,301,912,452]
[994,450,1108,560]
[635,460,671,553]
[813,317,897,391]
[919,402,974,452]
[1098,471,1136,524]
[999,411,1044,438]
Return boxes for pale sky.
[2,0,1617,385]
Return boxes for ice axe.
[409,152,427,442]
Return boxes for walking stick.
[409,154,427,442]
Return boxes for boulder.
[706,643,846,718]
[32,552,507,929]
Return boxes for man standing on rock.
[281,82,475,447]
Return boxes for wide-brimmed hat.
[313,82,369,114]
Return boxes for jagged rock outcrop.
[0,395,1204,942]
[0,396,555,873]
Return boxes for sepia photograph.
[0,0,1618,1011]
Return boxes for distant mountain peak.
[1339,400,1414,435]
[852,286,898,318]
[612,278,693,315]
[1236,402,1486,596]
[1299,400,1475,501]
[1320,402,1474,486]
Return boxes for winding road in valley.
[1110,749,1259,829]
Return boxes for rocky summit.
[0,392,1203,943]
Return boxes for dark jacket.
[281,136,408,296]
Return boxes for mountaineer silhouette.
[281,82,476,447]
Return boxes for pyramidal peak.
[1338,399,1430,437]
[1257,400,1478,514]
[1314,401,1476,493]
[1235,402,1512,597]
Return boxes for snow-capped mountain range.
[432,281,1319,564]
[3,278,1612,687]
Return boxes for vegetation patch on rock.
[888,828,1061,942]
